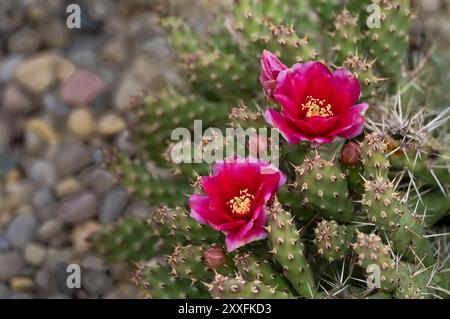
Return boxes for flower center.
[227,188,254,217]
[301,96,334,118]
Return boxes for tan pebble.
[67,107,95,139]
[55,177,82,198]
[25,119,60,144]
[15,54,73,93]
[97,113,126,136]
[24,243,47,266]
[71,221,102,254]
[10,277,35,291]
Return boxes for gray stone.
[81,269,113,296]
[0,152,17,176]
[35,267,58,294]
[80,167,115,195]
[0,233,11,252]
[115,130,136,154]
[30,160,57,186]
[99,187,128,224]
[0,283,10,299]
[32,188,56,210]
[24,130,45,155]
[8,27,42,54]
[0,252,24,281]
[9,292,33,299]
[37,219,63,243]
[105,284,139,299]
[68,47,98,70]
[0,55,23,83]
[6,213,37,249]
[46,249,73,270]
[57,191,98,223]
[2,84,34,114]
[0,120,11,153]
[53,143,92,176]
[43,92,70,120]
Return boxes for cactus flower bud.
[260,50,287,99]
[341,141,361,166]
[204,246,227,269]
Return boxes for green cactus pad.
[295,152,354,222]
[206,274,293,299]
[266,201,316,298]
[360,132,391,179]
[362,176,434,266]
[133,262,210,299]
[314,220,354,262]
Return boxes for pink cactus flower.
[189,156,286,252]
[260,50,287,99]
[263,51,368,144]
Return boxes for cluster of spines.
[344,54,383,98]
[352,232,431,298]
[102,149,190,206]
[233,252,292,293]
[295,152,354,222]
[313,220,354,262]
[352,231,400,292]
[331,9,361,64]
[310,0,341,26]
[232,12,319,65]
[363,0,415,81]
[94,206,220,263]
[167,244,214,282]
[93,218,165,263]
[127,86,230,167]
[150,206,221,244]
[133,262,209,299]
[206,273,292,299]
[361,176,434,266]
[360,132,391,179]
[266,201,316,298]
[162,16,255,101]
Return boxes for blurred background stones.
[0,0,210,299]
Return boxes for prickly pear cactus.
[94,0,449,299]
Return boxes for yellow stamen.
[301,96,334,118]
[227,188,254,217]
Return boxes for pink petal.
[292,116,339,136]
[273,69,305,119]
[225,227,268,252]
[331,103,368,139]
[224,206,268,252]
[265,109,308,144]
[294,61,334,102]
[332,68,361,107]
[189,194,231,230]
[218,219,248,233]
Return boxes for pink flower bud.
[248,134,268,157]
[204,246,227,269]
[341,141,361,166]
[260,50,287,99]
